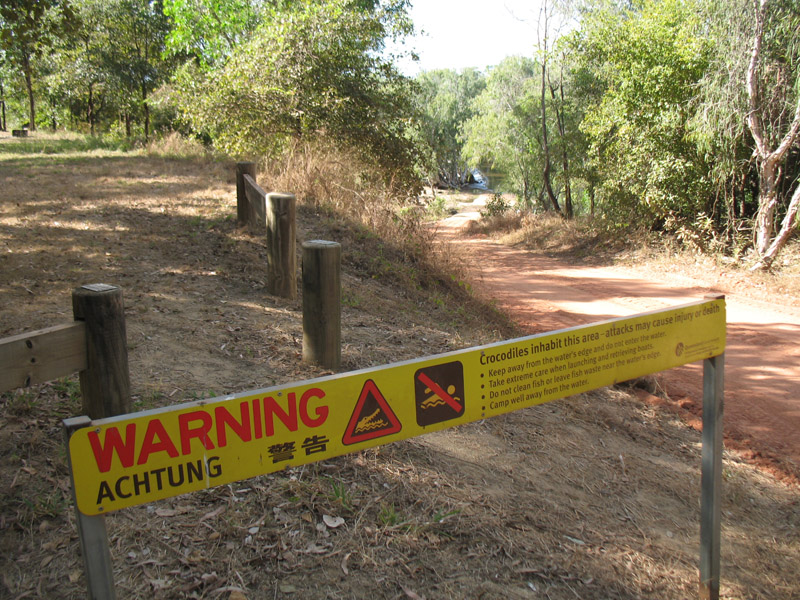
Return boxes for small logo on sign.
[675,342,685,357]
[414,361,465,427]
[342,380,402,445]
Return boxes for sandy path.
[440,208,800,480]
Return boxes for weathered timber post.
[245,176,266,228]
[266,192,297,299]
[236,161,257,226]
[302,240,341,370]
[72,284,131,419]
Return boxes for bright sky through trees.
[397,0,543,74]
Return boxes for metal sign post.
[700,352,724,600]
[64,416,116,600]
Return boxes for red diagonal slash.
[417,372,462,413]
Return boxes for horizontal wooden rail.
[0,322,87,393]
[243,174,266,227]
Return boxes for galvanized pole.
[64,416,117,599]
[699,351,724,600]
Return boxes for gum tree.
[461,56,545,209]
[0,0,75,130]
[744,0,800,268]
[178,0,422,190]
[416,68,485,188]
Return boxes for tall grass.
[262,141,472,294]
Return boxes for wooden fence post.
[69,284,129,599]
[236,162,257,226]
[302,240,341,370]
[266,193,297,299]
[72,284,131,420]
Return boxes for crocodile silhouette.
[355,408,388,433]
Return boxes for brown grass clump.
[260,142,486,305]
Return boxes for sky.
[395,0,544,75]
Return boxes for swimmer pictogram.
[414,361,465,427]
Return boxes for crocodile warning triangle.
[342,379,402,445]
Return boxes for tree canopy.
[172,0,422,189]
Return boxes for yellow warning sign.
[66,298,725,515]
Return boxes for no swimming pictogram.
[414,361,465,427]
[342,380,402,445]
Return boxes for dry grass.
[0,133,798,599]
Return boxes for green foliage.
[174,0,422,192]
[574,0,714,230]
[163,0,262,69]
[425,195,449,218]
[482,193,512,218]
[415,67,485,186]
[327,477,354,511]
[461,56,543,208]
[378,502,404,527]
[0,0,77,128]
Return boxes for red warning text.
[88,388,328,472]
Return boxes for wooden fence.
[0,284,131,418]
[235,161,341,369]
[1,283,130,600]
[0,165,341,598]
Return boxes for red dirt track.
[441,209,800,483]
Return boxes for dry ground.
[0,134,798,599]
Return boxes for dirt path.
[440,206,800,481]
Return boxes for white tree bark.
[747,0,800,267]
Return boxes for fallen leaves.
[322,514,345,529]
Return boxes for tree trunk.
[22,54,36,131]
[142,81,150,142]
[88,82,95,135]
[541,67,560,214]
[753,159,780,255]
[549,65,574,218]
[757,184,800,266]
[1,81,6,131]
[747,0,800,267]
[539,4,561,216]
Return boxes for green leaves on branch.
[163,0,261,69]
[573,0,713,228]
[461,57,544,208]
[175,0,422,191]
[416,68,485,187]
